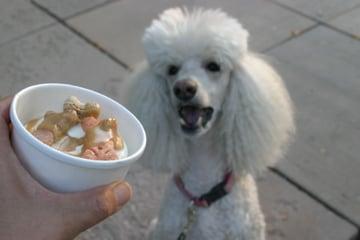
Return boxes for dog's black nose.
[173,80,198,101]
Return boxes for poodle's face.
[164,56,231,136]
[143,9,249,137]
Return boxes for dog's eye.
[167,65,180,76]
[206,62,221,72]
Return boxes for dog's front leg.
[148,181,189,240]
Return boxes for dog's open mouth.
[178,105,214,134]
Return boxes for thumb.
[59,180,132,234]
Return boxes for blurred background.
[0,0,359,239]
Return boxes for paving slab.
[267,26,360,225]
[272,0,360,20]
[258,172,356,240]
[0,0,53,46]
[0,24,129,103]
[68,0,313,68]
[76,168,356,239]
[193,0,314,51]
[68,0,194,69]
[32,0,115,19]
[330,7,360,38]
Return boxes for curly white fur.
[129,8,295,240]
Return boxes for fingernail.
[112,181,132,207]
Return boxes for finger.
[0,96,13,124]
[59,181,132,234]
[0,97,13,145]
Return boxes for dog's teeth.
[197,117,202,125]
[180,118,186,125]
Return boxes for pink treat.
[82,141,118,160]
[82,149,97,160]
[81,116,100,131]
[32,129,54,146]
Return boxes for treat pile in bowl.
[25,96,128,160]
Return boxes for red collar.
[173,171,235,208]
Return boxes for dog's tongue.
[180,106,201,125]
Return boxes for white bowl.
[10,83,146,193]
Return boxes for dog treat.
[25,96,128,160]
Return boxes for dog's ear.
[129,63,188,172]
[219,54,295,175]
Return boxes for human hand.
[0,96,132,240]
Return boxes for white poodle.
[129,8,295,240]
